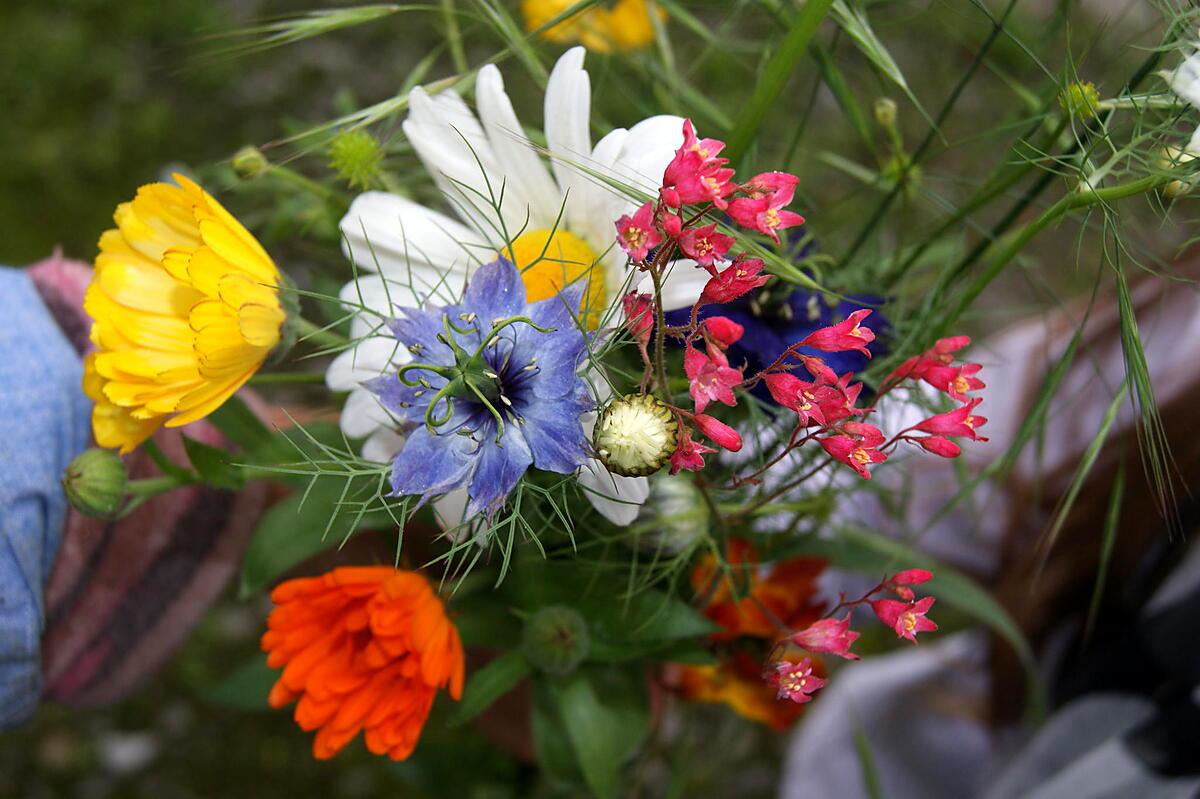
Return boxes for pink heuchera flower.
[670,426,716,474]
[919,436,961,458]
[614,201,662,262]
[727,180,806,243]
[766,658,826,704]
[799,309,876,357]
[790,614,860,660]
[679,224,735,270]
[762,373,849,427]
[887,336,972,384]
[622,292,655,348]
[661,120,736,209]
[923,362,986,402]
[703,316,744,349]
[693,413,742,452]
[915,398,988,441]
[699,258,770,305]
[741,171,800,201]
[871,596,938,644]
[819,421,887,479]
[888,569,934,601]
[685,346,742,413]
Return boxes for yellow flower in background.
[83,174,285,453]
[522,0,663,53]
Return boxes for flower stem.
[290,316,349,349]
[248,371,328,385]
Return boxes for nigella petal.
[365,374,441,425]
[387,306,455,366]
[389,426,478,502]
[515,391,589,475]
[463,259,525,327]
[465,422,533,518]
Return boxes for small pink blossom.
[915,397,988,441]
[699,258,770,305]
[799,309,876,357]
[790,614,860,660]
[679,224,735,269]
[741,171,800,201]
[918,436,961,458]
[693,413,742,452]
[728,177,805,243]
[871,596,938,644]
[670,426,716,474]
[762,373,848,427]
[923,362,986,402]
[703,316,744,349]
[819,421,887,479]
[888,336,973,384]
[661,120,736,209]
[622,292,655,348]
[766,658,826,704]
[888,569,934,601]
[615,202,662,262]
[685,346,741,413]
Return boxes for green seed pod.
[522,605,590,676]
[327,129,384,190]
[593,394,678,477]
[231,146,269,180]
[62,448,128,519]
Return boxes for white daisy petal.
[339,386,397,439]
[362,427,405,464]
[326,337,407,391]
[638,259,707,312]
[579,459,650,526]
[340,192,483,278]
[476,64,561,230]
[1166,51,1200,109]
[544,47,594,236]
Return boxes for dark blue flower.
[368,259,591,519]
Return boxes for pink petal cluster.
[765,658,826,704]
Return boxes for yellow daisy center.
[502,228,606,329]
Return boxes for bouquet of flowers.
[33,0,1200,795]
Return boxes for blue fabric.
[0,268,91,728]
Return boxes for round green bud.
[231,146,268,180]
[633,474,710,554]
[873,97,898,127]
[522,605,590,675]
[1059,82,1101,121]
[62,448,128,518]
[593,394,679,478]
[328,129,384,190]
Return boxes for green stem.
[265,164,343,207]
[248,371,328,385]
[441,0,467,74]
[649,263,671,399]
[724,0,835,165]
[290,316,349,349]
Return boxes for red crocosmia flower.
[262,567,465,761]
[703,316,744,349]
[886,335,972,384]
[692,538,826,641]
[622,292,655,348]
[922,362,986,402]
[766,658,826,704]
[670,425,716,474]
[915,397,988,441]
[693,413,742,451]
[741,171,801,201]
[679,224,736,270]
[799,309,876,357]
[685,346,742,413]
[614,201,662,261]
[871,596,938,644]
[918,436,961,458]
[819,421,887,479]
[790,614,860,660]
[727,181,806,244]
[700,258,771,305]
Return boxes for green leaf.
[207,395,273,452]
[449,650,532,727]
[182,436,245,490]
[531,679,586,788]
[549,667,649,799]
[205,656,275,710]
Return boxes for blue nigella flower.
[367,259,591,519]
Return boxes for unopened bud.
[62,448,128,518]
[633,474,709,554]
[1158,145,1197,198]
[328,129,384,190]
[231,146,268,180]
[873,97,898,127]
[593,394,678,477]
[1058,81,1101,121]
[522,605,590,675]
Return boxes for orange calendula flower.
[84,173,285,453]
[262,567,465,761]
[522,0,664,53]
[673,654,808,731]
[692,538,826,640]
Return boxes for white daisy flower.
[1163,32,1200,154]
[327,47,704,526]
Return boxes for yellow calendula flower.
[83,173,285,453]
[522,0,663,53]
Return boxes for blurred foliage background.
[0,0,1179,796]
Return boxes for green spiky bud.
[327,129,384,190]
[593,394,678,478]
[522,606,590,675]
[231,146,268,180]
[1059,82,1101,120]
[62,448,128,519]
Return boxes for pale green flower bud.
[1059,82,1101,120]
[62,448,128,518]
[231,146,268,180]
[873,97,898,127]
[522,605,590,675]
[327,130,384,190]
